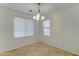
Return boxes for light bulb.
[36,13,40,21]
[33,16,36,19]
[41,15,45,20]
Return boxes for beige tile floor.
[0,42,77,56]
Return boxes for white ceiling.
[0,3,79,16]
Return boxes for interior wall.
[42,6,79,55]
[0,6,40,52]
[1,4,79,55]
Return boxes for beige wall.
[0,6,40,52]
[42,6,79,54]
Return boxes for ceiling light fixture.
[33,3,45,21]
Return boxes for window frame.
[14,17,34,38]
[42,20,51,37]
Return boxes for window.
[43,20,50,36]
[25,20,34,36]
[14,17,34,38]
[14,17,25,37]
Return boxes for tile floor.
[0,42,77,56]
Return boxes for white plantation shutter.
[25,20,34,36]
[14,17,25,37]
[14,17,34,38]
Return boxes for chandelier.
[33,3,45,21]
